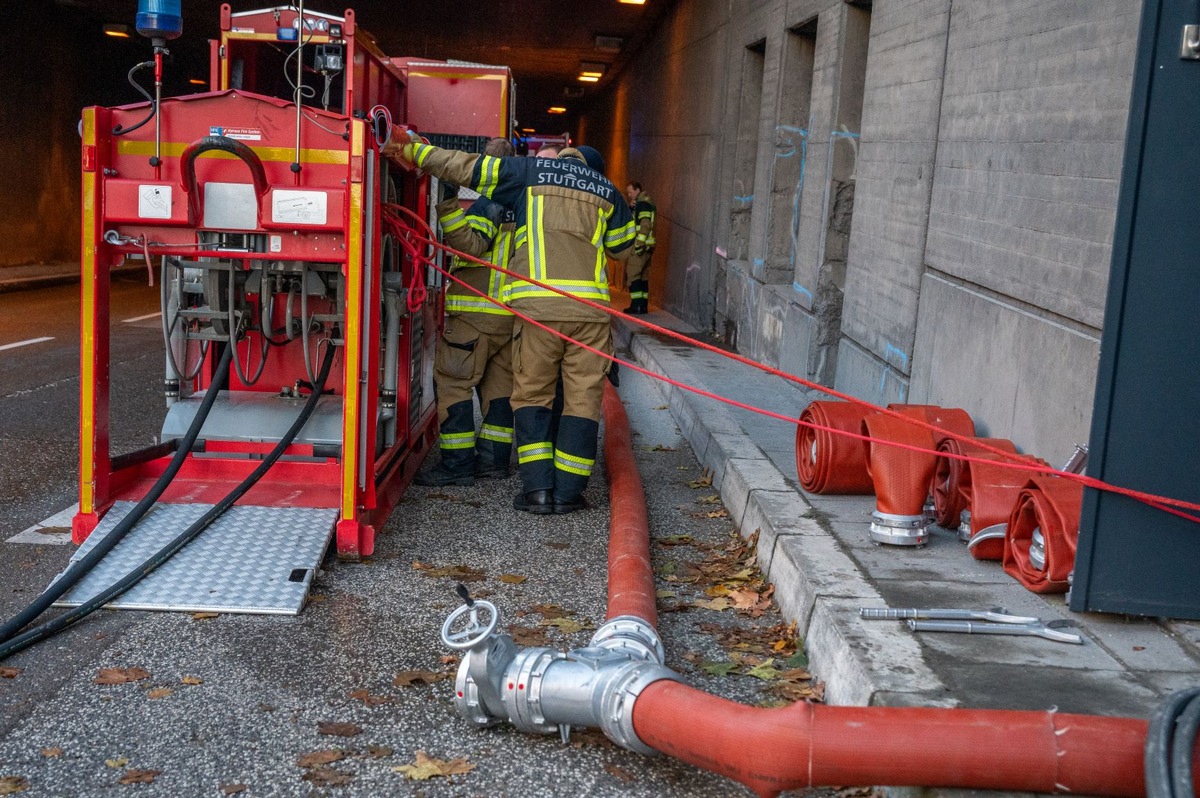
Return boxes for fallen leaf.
[191,612,219,621]
[650,444,676,452]
[705,584,731,597]
[544,540,570,550]
[40,748,64,758]
[657,534,694,546]
[302,767,353,786]
[0,777,29,795]
[745,659,779,681]
[105,758,130,769]
[118,770,161,785]
[772,639,789,652]
[317,722,362,737]
[95,668,150,685]
[349,689,394,705]
[1133,646,1146,652]
[417,564,486,582]
[411,560,434,570]
[706,508,730,518]
[498,574,527,584]
[508,625,552,647]
[697,494,722,505]
[604,763,637,783]
[568,728,614,749]
[147,688,173,700]
[181,676,203,686]
[439,655,460,666]
[653,404,669,410]
[728,588,761,610]
[218,785,247,795]
[692,598,732,612]
[258,703,275,713]
[367,745,393,759]
[687,470,714,488]
[393,671,450,687]
[699,661,739,677]
[307,594,326,603]
[37,526,71,535]
[0,667,22,679]
[785,650,809,668]
[539,617,588,634]
[655,561,677,576]
[530,604,572,619]
[297,750,344,768]
[655,589,676,599]
[393,751,475,781]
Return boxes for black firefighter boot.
[512,405,555,513]
[552,415,599,514]
[415,400,476,486]
[627,280,649,314]
[475,397,513,479]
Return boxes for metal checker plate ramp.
[52,502,337,615]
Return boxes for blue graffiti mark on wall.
[733,194,754,204]
[883,343,909,368]
[753,258,765,269]
[774,125,811,270]
[831,131,861,139]
[792,282,813,301]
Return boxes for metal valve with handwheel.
[442,584,517,727]
[441,583,500,651]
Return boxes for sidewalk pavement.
[612,304,1200,792]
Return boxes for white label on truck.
[138,184,172,219]
[272,190,328,225]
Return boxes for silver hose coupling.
[869,511,929,546]
[589,616,665,663]
[958,508,972,542]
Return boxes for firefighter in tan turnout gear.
[623,181,656,315]
[415,137,518,487]
[386,134,635,514]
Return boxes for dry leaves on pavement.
[348,688,394,705]
[0,668,21,679]
[0,776,29,795]
[538,617,589,634]
[411,562,486,582]
[604,764,637,783]
[498,574,527,584]
[218,785,246,795]
[94,668,150,685]
[117,770,161,785]
[508,625,552,647]
[301,767,353,786]
[393,751,475,781]
[147,688,173,700]
[393,671,451,688]
[180,676,203,686]
[39,748,63,759]
[191,612,219,620]
[316,722,362,738]
[687,469,714,488]
[296,750,344,768]
[104,758,129,769]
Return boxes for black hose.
[1145,687,1200,798]
[113,61,157,136]
[0,344,337,662]
[0,345,233,646]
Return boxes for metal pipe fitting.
[443,597,679,753]
[1029,527,1046,571]
[957,509,971,542]
[869,511,928,546]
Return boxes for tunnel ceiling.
[59,0,671,134]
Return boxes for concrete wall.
[586,0,1141,461]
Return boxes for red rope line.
[380,208,1200,523]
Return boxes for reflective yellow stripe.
[477,155,502,197]
[445,295,512,315]
[80,108,98,516]
[116,140,348,164]
[440,207,469,232]
[555,451,595,477]
[605,221,636,247]
[340,121,365,521]
[518,442,554,463]
[480,424,514,443]
[414,143,434,167]
[440,431,476,450]
[505,280,610,302]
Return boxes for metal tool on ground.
[906,618,1084,645]
[859,606,1039,624]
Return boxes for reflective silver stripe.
[554,450,595,476]
[518,441,554,463]
[480,424,514,443]
[440,431,475,450]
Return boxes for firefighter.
[623,181,656,315]
[384,135,635,514]
[416,137,518,487]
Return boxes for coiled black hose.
[0,343,336,662]
[1145,687,1200,798]
[0,345,234,646]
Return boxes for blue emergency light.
[135,0,182,41]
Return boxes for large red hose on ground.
[795,401,875,494]
[1004,475,1085,594]
[602,383,657,625]
[602,386,1166,797]
[965,457,1046,560]
[862,406,974,516]
[930,436,1018,527]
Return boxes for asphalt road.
[0,282,843,797]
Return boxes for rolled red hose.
[930,436,1018,527]
[965,457,1046,560]
[1003,475,1085,594]
[601,383,657,625]
[863,405,974,516]
[796,401,875,495]
[632,680,1151,797]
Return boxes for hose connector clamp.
[590,616,665,664]
[869,511,929,546]
[598,660,682,755]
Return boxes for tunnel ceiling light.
[188,78,207,85]
[578,74,601,82]
[618,0,647,4]
[103,23,132,38]
[547,106,567,114]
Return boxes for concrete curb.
[617,319,952,709]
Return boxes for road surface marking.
[7,504,77,545]
[0,336,54,352]
[122,312,162,323]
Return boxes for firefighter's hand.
[382,128,423,168]
[438,180,459,204]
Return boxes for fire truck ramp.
[51,502,338,615]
